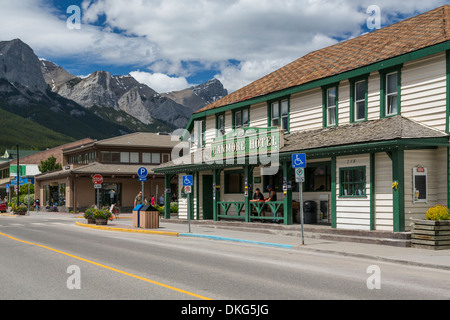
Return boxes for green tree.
[39,156,62,173]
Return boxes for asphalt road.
[1,214,449,302]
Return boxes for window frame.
[232,107,250,130]
[216,112,225,137]
[339,166,367,198]
[322,83,339,128]
[380,65,402,118]
[350,75,368,123]
[268,97,290,133]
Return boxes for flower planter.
[95,218,108,225]
[411,219,450,250]
[86,218,96,224]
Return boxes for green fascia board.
[154,137,449,174]
[185,41,450,132]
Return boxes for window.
[323,86,338,127]
[269,98,290,132]
[193,119,206,148]
[162,153,170,163]
[100,151,120,163]
[120,152,130,163]
[151,153,160,164]
[233,108,249,129]
[216,113,225,136]
[386,72,398,115]
[340,167,366,197]
[304,163,332,192]
[142,153,150,164]
[354,80,366,121]
[130,152,139,163]
[225,170,244,193]
[413,167,427,203]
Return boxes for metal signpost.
[183,175,194,233]
[93,174,103,208]
[138,167,148,204]
[292,154,306,245]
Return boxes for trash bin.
[139,205,159,229]
[132,204,143,227]
[303,201,317,224]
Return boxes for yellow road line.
[0,231,211,300]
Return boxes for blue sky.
[0,0,448,92]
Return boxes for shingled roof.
[196,5,450,114]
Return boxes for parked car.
[0,201,7,213]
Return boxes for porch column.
[282,161,293,225]
[213,169,221,221]
[164,174,172,219]
[392,149,405,232]
[244,165,254,222]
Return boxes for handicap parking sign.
[292,153,306,168]
[183,175,193,187]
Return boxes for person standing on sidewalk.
[34,198,40,213]
[134,191,143,207]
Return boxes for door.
[202,175,214,220]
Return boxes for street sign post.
[93,174,103,208]
[137,167,148,208]
[292,154,306,245]
[183,175,193,233]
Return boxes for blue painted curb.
[179,233,293,249]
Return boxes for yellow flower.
[392,181,399,190]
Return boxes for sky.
[0,0,448,93]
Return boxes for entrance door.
[202,175,214,220]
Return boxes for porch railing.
[217,200,285,223]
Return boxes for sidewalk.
[75,214,450,271]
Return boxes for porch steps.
[162,219,411,247]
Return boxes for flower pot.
[95,218,108,225]
[86,217,96,224]
[411,219,450,250]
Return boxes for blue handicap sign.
[182,175,194,187]
[292,153,307,168]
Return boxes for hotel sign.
[210,127,283,160]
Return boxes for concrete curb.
[75,222,180,237]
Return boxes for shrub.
[84,207,96,219]
[93,208,111,220]
[426,204,450,221]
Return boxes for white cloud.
[130,71,190,93]
[0,0,447,93]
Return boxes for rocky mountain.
[0,38,229,150]
[41,62,228,129]
[162,79,228,111]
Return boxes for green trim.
[350,75,369,123]
[186,41,450,132]
[267,96,291,133]
[196,172,200,220]
[370,153,375,230]
[446,50,450,134]
[392,149,405,232]
[380,65,402,118]
[331,156,337,228]
[282,161,293,225]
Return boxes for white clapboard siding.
[401,52,447,132]
[250,102,268,128]
[403,149,445,222]
[367,72,381,121]
[289,88,323,133]
[338,80,351,125]
[178,174,188,219]
[375,152,393,231]
[336,155,371,230]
